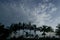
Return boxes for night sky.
[0,0,60,29]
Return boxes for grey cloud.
[0,0,58,28]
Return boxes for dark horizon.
[0,22,60,40]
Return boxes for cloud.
[0,0,58,28]
[51,17,60,27]
[31,2,57,27]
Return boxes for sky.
[0,0,60,29]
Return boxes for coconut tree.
[9,23,19,38]
[0,23,9,40]
[39,25,53,38]
[22,23,26,37]
[33,25,37,37]
[56,24,60,38]
[0,23,5,39]
[17,22,22,30]
[18,22,22,36]
[27,22,32,37]
[46,26,54,32]
[25,32,29,37]
[41,25,47,38]
[12,24,18,34]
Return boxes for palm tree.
[25,32,29,37]
[0,23,9,40]
[39,25,53,38]
[41,25,47,38]
[9,23,18,38]
[46,26,54,32]
[12,24,18,34]
[22,23,26,37]
[28,22,32,37]
[0,23,5,39]
[55,24,60,38]
[16,23,22,29]
[33,25,36,37]
[18,22,22,36]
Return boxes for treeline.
[0,22,60,40]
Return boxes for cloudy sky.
[0,0,60,29]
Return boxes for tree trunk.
[30,30,31,38]
[34,30,36,37]
[42,32,46,38]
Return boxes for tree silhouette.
[56,24,60,37]
[0,23,5,39]
[27,22,32,37]
[46,26,54,32]
[33,25,37,37]
[39,25,53,38]
[22,23,26,37]
[18,22,22,36]
[0,22,56,40]
[0,23,9,40]
[9,23,19,39]
[35,34,39,39]
[25,32,29,37]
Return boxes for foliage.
[56,24,60,37]
[39,25,53,38]
[0,22,60,40]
